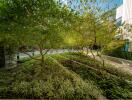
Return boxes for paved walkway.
[88,53,132,74]
[15,49,77,60]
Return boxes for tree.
[66,1,117,66]
[0,0,79,66]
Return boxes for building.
[116,0,132,25]
[116,5,123,26]
[116,0,132,51]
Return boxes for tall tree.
[0,0,78,66]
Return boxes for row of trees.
[0,0,117,66]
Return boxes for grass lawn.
[0,52,132,99]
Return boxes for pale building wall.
[116,5,123,20]
[116,0,132,51]
[116,0,132,24]
[122,0,132,24]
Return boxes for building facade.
[116,0,132,51]
[116,0,132,24]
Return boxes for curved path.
[89,53,132,74]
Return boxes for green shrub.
[102,40,125,55]
[102,40,132,60]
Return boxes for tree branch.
[43,49,50,56]
[21,50,40,61]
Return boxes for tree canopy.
[0,0,117,63]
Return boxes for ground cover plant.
[51,52,132,99]
[0,52,132,99]
[59,52,132,81]
[0,55,103,99]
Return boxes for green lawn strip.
[49,53,65,61]
[61,53,132,81]
[54,53,131,84]
[51,53,132,99]
[59,55,123,79]
[50,53,126,82]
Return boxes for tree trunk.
[39,48,50,67]
[41,55,44,66]
[86,47,89,55]
[97,50,105,67]
[90,48,95,60]
[39,47,44,66]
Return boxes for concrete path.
[103,55,132,73]
[88,53,132,74]
[15,49,77,60]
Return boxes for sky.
[102,0,123,9]
[61,0,123,9]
